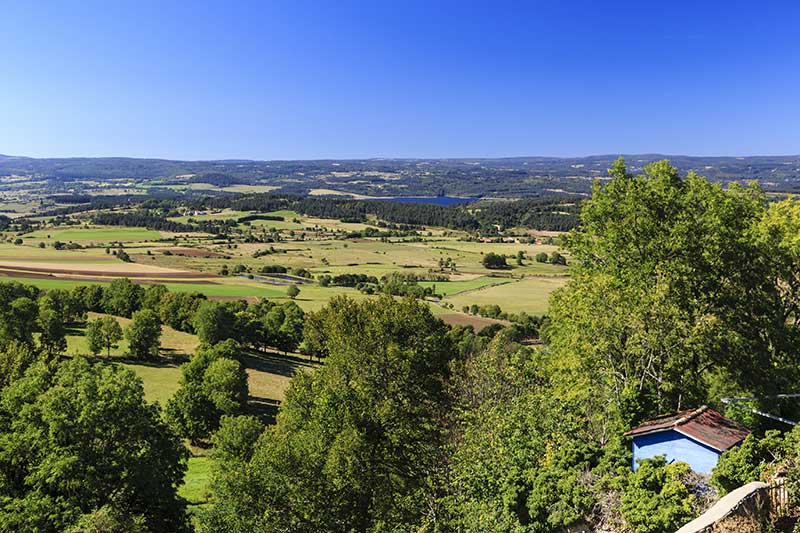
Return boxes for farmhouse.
[624,406,750,474]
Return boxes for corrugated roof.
[624,406,750,452]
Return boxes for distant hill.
[1,154,798,198]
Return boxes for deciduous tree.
[125,309,161,359]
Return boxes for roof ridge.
[674,405,709,427]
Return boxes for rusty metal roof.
[624,406,751,452]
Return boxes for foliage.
[200,296,454,532]
[193,301,237,346]
[546,158,797,434]
[166,340,248,443]
[86,316,124,358]
[102,278,144,318]
[0,358,189,532]
[37,297,67,358]
[125,308,162,359]
[482,251,509,269]
[159,291,206,333]
[711,431,785,495]
[620,458,696,533]
[0,341,40,390]
[66,505,150,533]
[446,329,607,532]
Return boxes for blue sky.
[0,0,798,159]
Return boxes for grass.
[0,275,288,299]
[65,310,309,408]
[24,227,162,242]
[166,280,286,298]
[121,362,183,405]
[443,276,568,315]
[180,456,211,505]
[418,276,509,295]
[66,312,200,404]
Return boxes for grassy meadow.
[1,209,568,319]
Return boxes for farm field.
[443,276,569,315]
[3,208,569,334]
[25,226,163,242]
[151,237,566,279]
[418,276,510,295]
[0,273,292,299]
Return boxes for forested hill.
[2,153,800,197]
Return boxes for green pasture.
[0,275,287,299]
[0,243,115,261]
[24,227,162,242]
[418,276,511,296]
[443,276,568,315]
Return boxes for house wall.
[632,429,721,474]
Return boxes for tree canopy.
[0,358,189,532]
[200,296,455,532]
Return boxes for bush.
[482,252,508,269]
[621,457,696,533]
[550,251,566,265]
[711,431,784,495]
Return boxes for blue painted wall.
[632,430,721,474]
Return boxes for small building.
[623,406,750,474]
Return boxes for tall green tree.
[142,284,169,312]
[125,309,161,359]
[102,278,144,318]
[545,158,792,432]
[86,316,124,358]
[2,297,38,347]
[0,358,189,532]
[445,329,608,532]
[166,340,248,443]
[38,298,67,359]
[200,296,455,533]
[0,341,39,390]
[159,291,206,333]
[193,301,237,346]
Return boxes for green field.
[25,227,162,242]
[418,276,510,295]
[0,242,115,261]
[66,312,199,404]
[443,276,568,315]
[5,211,570,341]
[0,275,288,299]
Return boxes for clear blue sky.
[1,0,798,160]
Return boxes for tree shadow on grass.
[246,397,281,425]
[110,351,190,368]
[65,325,85,336]
[241,351,320,424]
[240,350,318,379]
